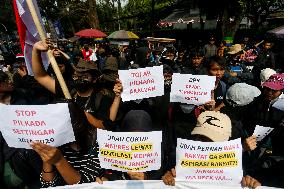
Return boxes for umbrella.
[75,29,107,38]
[107,30,139,40]
[267,26,284,38]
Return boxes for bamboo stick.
[26,0,72,99]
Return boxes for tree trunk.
[219,0,243,40]
[88,0,100,29]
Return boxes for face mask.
[74,80,92,93]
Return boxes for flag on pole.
[13,0,49,75]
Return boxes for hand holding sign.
[243,136,257,152]
[113,79,123,97]
[162,168,176,186]
[127,172,146,180]
[31,141,63,165]
[253,125,274,142]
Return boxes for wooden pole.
[26,0,72,99]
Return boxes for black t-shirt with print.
[214,81,225,106]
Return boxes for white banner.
[0,103,75,149]
[97,129,162,172]
[118,66,164,101]
[170,74,216,105]
[176,138,243,185]
[46,180,279,189]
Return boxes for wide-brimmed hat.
[104,57,118,71]
[228,44,244,54]
[74,59,99,72]
[262,73,284,90]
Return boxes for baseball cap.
[262,73,284,90]
[191,111,232,142]
[260,68,277,85]
[226,83,261,106]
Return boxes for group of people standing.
[0,35,283,189]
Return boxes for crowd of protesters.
[0,35,284,189]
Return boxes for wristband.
[42,169,55,173]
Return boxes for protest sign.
[176,138,242,185]
[97,129,162,172]
[170,74,216,105]
[46,180,279,189]
[253,125,274,142]
[0,103,75,149]
[118,66,164,101]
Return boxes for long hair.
[68,102,97,153]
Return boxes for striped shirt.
[40,143,101,188]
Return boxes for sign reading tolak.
[176,138,243,185]
[0,103,75,149]
[170,74,216,105]
[119,66,164,101]
[97,129,162,172]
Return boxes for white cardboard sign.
[176,138,243,185]
[118,66,164,101]
[97,129,162,172]
[0,103,75,149]
[170,74,216,105]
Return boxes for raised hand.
[30,142,63,165]
[113,79,123,97]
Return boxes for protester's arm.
[109,79,122,121]
[31,142,81,185]
[32,40,56,94]
[57,49,70,60]
[85,112,105,129]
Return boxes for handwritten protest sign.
[170,74,216,105]
[118,66,164,101]
[0,103,75,149]
[97,129,162,172]
[176,138,242,184]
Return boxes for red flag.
[12,0,49,75]
[13,0,26,53]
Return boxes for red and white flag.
[13,0,49,75]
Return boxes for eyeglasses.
[72,75,91,81]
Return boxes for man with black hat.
[32,40,122,130]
